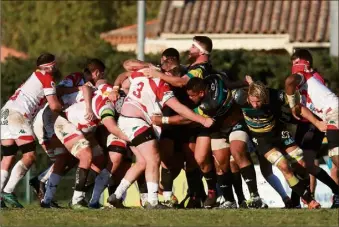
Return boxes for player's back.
[125,71,171,117]
[4,70,55,119]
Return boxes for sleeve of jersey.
[193,107,209,118]
[39,73,57,96]
[187,68,203,79]
[157,82,175,107]
[98,104,115,120]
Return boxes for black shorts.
[251,127,296,156]
[210,120,249,143]
[161,125,198,153]
[294,122,324,151]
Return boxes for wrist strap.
[162,117,169,124]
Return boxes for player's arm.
[285,73,303,107]
[151,114,193,126]
[219,73,250,90]
[79,85,94,121]
[164,97,213,127]
[56,86,80,97]
[100,109,130,142]
[146,69,190,87]
[123,59,152,71]
[300,106,327,132]
[109,72,131,102]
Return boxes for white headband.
[39,61,56,68]
[193,41,210,55]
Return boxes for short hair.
[186,77,207,93]
[248,81,269,104]
[291,49,313,67]
[162,48,180,60]
[193,36,213,53]
[36,53,55,67]
[86,58,105,73]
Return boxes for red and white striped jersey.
[65,83,115,133]
[123,70,175,121]
[297,71,338,119]
[3,70,56,120]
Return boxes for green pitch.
[1,206,338,227]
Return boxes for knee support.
[211,138,229,150]
[287,147,304,163]
[19,141,36,154]
[266,150,285,166]
[329,147,339,158]
[1,144,19,156]
[71,138,90,157]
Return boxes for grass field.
[1,204,338,227]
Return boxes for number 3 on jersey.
[133,82,144,98]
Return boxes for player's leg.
[230,157,247,208]
[211,138,237,209]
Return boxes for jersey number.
[133,82,144,98]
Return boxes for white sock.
[163,191,173,201]
[38,165,53,183]
[114,178,131,199]
[3,160,28,193]
[90,169,111,204]
[266,174,288,199]
[43,173,61,204]
[0,170,9,191]
[147,182,159,205]
[72,190,86,205]
[140,193,148,206]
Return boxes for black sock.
[291,190,301,207]
[232,172,246,202]
[74,167,89,192]
[316,169,339,195]
[290,181,313,203]
[240,165,258,196]
[108,183,118,196]
[161,168,173,192]
[217,172,235,202]
[137,172,148,194]
[84,169,98,190]
[202,170,217,192]
[186,168,206,198]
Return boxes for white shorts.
[118,116,161,142]
[0,108,35,141]
[54,115,82,144]
[107,134,127,149]
[32,105,55,145]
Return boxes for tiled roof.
[1,46,28,62]
[100,19,159,45]
[157,0,330,42]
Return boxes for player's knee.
[266,149,286,168]
[71,138,90,157]
[22,151,36,163]
[1,144,19,156]
[287,147,304,164]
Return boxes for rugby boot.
[69,199,89,210]
[50,200,63,208]
[247,193,268,209]
[203,190,217,209]
[88,201,103,209]
[238,200,248,209]
[144,201,170,209]
[107,193,125,208]
[180,195,203,209]
[0,197,7,209]
[2,192,24,208]
[161,194,179,208]
[283,197,294,209]
[331,194,339,209]
[216,200,237,209]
